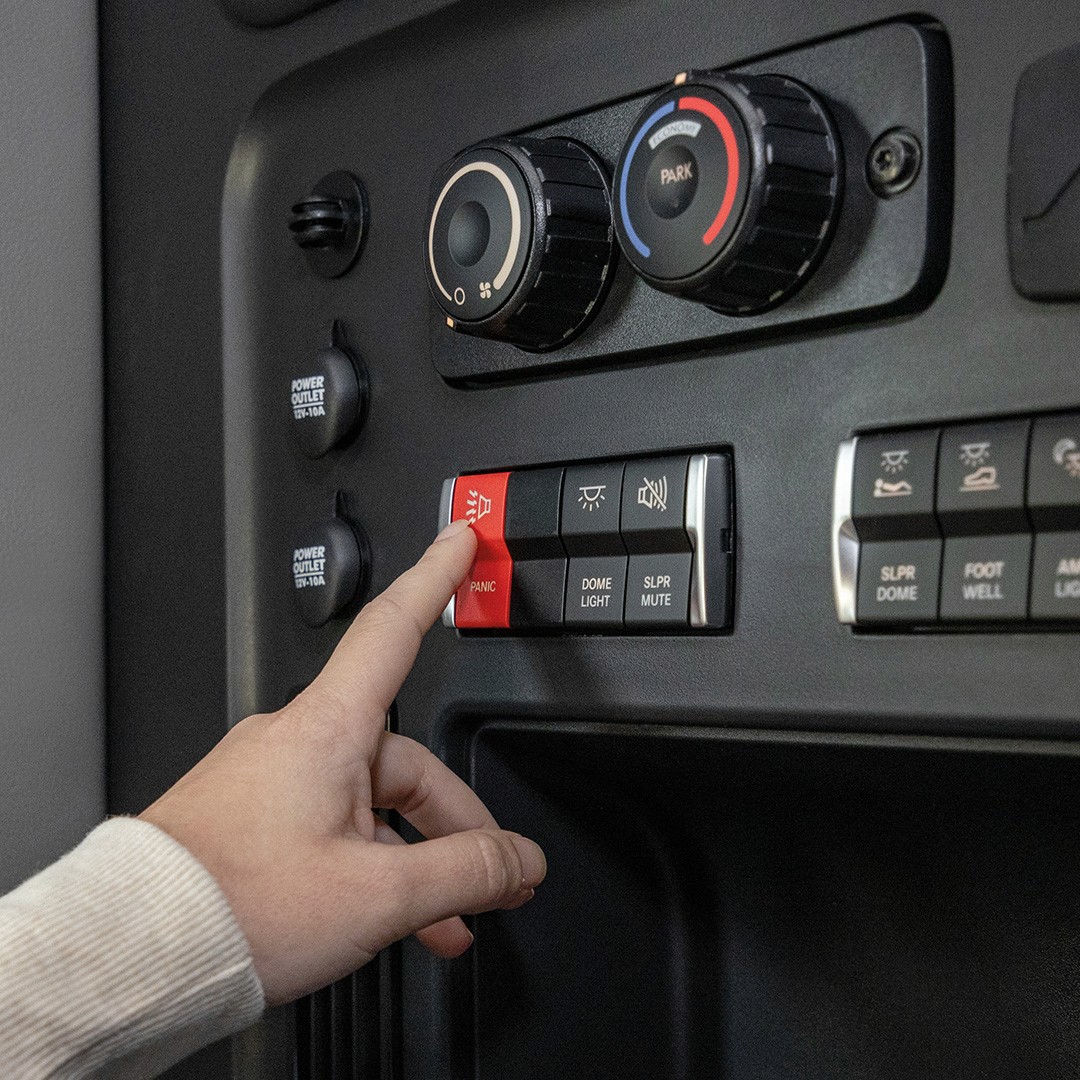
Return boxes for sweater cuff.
[0,816,265,1078]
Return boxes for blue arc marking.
[619,100,676,258]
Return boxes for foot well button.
[939,534,1032,622]
[936,418,1031,535]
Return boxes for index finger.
[309,519,477,723]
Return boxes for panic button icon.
[452,472,513,629]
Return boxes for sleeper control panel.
[424,21,950,382]
[833,412,1080,627]
[440,452,733,632]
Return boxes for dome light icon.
[578,485,606,512]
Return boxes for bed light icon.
[959,442,992,468]
[465,489,491,525]
[880,449,909,474]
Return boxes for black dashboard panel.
[430,20,952,382]
[103,0,1080,1076]
[212,4,1080,1073]
[222,1,1080,737]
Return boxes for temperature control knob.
[614,71,842,315]
[425,138,616,350]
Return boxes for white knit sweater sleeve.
[0,817,265,1079]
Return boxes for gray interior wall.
[0,0,104,891]
[101,0,456,823]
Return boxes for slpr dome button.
[856,539,941,624]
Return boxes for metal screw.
[866,128,922,198]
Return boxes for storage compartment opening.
[465,723,1080,1079]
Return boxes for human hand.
[139,519,546,1005]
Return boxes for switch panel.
[833,409,1080,628]
[504,468,567,628]
[440,452,733,633]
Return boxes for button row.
[850,417,1071,538]
[856,531,1080,624]
[441,453,733,632]
[833,412,1080,625]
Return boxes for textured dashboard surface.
[220,7,1080,1071]
[226,2,1080,737]
[103,0,1080,1075]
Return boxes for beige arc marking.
[428,160,522,304]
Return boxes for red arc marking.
[678,95,741,246]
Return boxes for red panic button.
[452,472,513,628]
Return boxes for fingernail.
[510,834,547,888]
[435,518,470,542]
[504,887,535,911]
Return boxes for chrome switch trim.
[686,454,709,628]
[439,476,457,628]
[832,438,859,624]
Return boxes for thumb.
[370,829,547,945]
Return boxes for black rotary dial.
[425,137,616,351]
[614,71,842,315]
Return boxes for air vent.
[295,970,379,1080]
